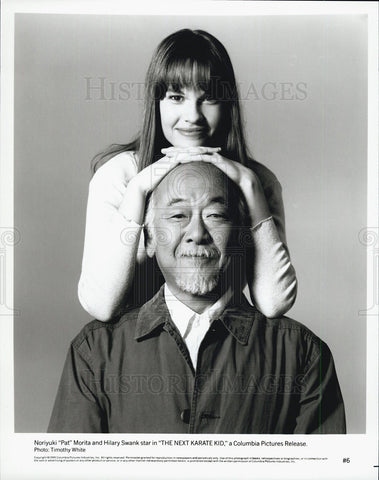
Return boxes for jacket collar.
[134,285,262,345]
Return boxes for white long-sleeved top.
[78,152,297,320]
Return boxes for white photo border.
[1,1,378,479]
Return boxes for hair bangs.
[156,56,230,100]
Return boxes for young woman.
[78,28,297,321]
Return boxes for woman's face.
[159,86,223,148]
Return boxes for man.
[48,162,345,434]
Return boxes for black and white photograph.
[1,1,378,479]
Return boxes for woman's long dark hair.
[92,29,250,173]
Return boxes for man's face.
[147,163,237,296]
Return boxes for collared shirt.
[48,287,346,434]
[164,284,233,369]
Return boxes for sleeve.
[78,153,147,321]
[261,177,287,245]
[249,216,297,318]
[47,344,106,433]
[294,340,346,434]
[247,176,297,318]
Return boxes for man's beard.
[174,245,225,295]
[174,269,220,295]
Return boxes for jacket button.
[180,409,191,424]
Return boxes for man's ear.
[144,226,156,258]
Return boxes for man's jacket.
[48,287,346,433]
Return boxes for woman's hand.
[131,146,221,196]
[119,147,220,224]
[162,146,271,227]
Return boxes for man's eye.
[207,213,228,220]
[170,213,187,219]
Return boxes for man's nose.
[184,215,210,244]
[183,100,203,124]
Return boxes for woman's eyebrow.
[166,86,184,93]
